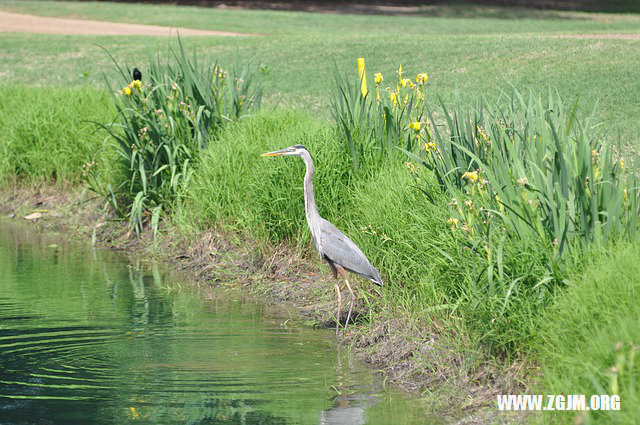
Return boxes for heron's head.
[260,145,307,158]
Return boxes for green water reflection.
[0,222,436,424]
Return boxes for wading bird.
[261,145,383,335]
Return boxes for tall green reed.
[90,40,262,235]
[406,89,640,286]
[416,90,639,353]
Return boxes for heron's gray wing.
[319,219,383,285]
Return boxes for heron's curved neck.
[301,151,321,222]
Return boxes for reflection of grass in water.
[0,222,384,424]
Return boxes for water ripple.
[0,222,405,424]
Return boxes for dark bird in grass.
[132,67,142,81]
[261,145,383,335]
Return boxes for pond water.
[0,221,437,425]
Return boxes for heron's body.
[316,218,382,285]
[262,145,382,334]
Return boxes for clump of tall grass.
[91,41,262,235]
[534,242,640,424]
[0,86,113,184]
[176,110,354,241]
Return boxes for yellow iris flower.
[374,73,383,85]
[389,92,398,107]
[408,121,421,132]
[416,73,428,83]
[462,171,479,183]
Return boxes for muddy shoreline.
[0,185,525,424]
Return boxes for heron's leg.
[325,259,343,336]
[343,278,356,331]
[334,282,342,336]
[338,267,356,331]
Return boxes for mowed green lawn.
[1,0,640,143]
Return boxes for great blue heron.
[261,145,383,335]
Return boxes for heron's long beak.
[261,148,289,157]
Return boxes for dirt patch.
[0,185,528,423]
[0,11,254,36]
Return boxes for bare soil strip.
[0,11,253,36]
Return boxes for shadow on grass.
[417,1,634,20]
[106,0,640,18]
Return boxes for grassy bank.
[1,1,640,422]
[534,243,640,423]
[4,89,640,421]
